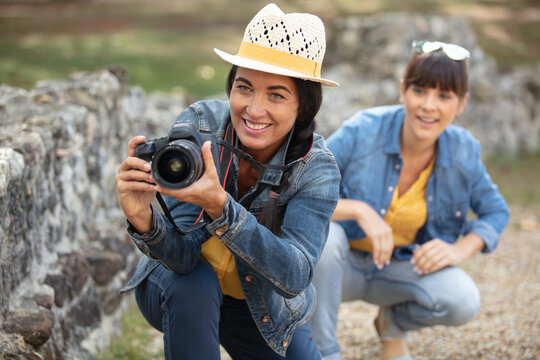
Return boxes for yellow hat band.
[237,41,322,78]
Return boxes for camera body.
[136,122,219,189]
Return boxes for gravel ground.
[333,204,540,360]
[220,205,539,359]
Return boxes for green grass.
[485,151,540,209]
[97,299,164,360]
[1,0,539,97]
[0,28,236,98]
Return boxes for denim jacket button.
[282,340,289,348]
[380,209,386,215]
[215,225,228,236]
[262,316,271,322]
[245,275,254,282]
[455,210,462,217]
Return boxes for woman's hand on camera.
[156,141,228,221]
[116,136,157,233]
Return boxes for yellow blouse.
[200,236,244,299]
[349,158,435,252]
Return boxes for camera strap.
[156,122,238,235]
[157,123,311,234]
[216,138,306,173]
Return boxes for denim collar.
[384,106,451,168]
[383,108,404,156]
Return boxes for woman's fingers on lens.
[117,164,153,182]
[119,157,151,173]
[201,141,217,175]
[127,169,154,183]
[117,177,155,192]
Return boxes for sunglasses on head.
[412,40,470,61]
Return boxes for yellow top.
[350,158,435,252]
[200,236,244,299]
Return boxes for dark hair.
[403,50,468,98]
[226,65,323,235]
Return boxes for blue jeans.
[135,260,322,360]
[310,222,481,359]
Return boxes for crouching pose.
[116,4,340,360]
[310,41,509,360]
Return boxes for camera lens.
[157,151,190,183]
[151,140,204,189]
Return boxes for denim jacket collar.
[435,131,452,168]
[383,112,403,156]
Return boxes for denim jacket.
[121,99,340,356]
[327,105,509,255]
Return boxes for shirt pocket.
[435,199,469,235]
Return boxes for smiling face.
[400,81,468,146]
[229,67,299,163]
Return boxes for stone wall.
[0,67,185,359]
[318,13,540,155]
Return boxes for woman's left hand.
[411,238,465,275]
[412,233,485,275]
[155,141,228,220]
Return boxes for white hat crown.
[214,3,338,87]
[244,3,326,64]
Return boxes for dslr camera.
[136,122,219,189]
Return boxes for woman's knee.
[153,260,222,309]
[445,287,480,326]
[432,269,481,326]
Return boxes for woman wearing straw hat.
[309,41,509,360]
[116,3,339,359]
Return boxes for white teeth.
[245,120,270,130]
[419,116,437,123]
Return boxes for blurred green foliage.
[1,0,539,97]
[486,151,540,209]
[97,299,164,360]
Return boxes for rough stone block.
[2,310,55,347]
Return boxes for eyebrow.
[235,76,293,95]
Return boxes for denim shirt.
[121,99,340,356]
[327,105,509,255]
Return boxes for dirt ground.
[335,204,540,360]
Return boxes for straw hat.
[214,3,339,87]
